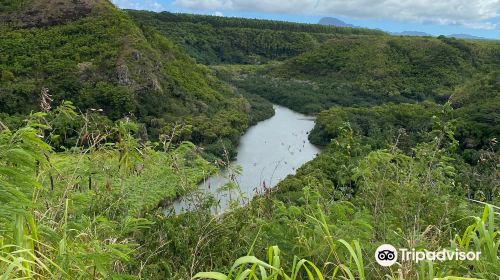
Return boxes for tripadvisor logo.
[375,244,398,267]
[375,244,481,267]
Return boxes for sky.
[112,0,500,39]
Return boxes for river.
[169,105,320,214]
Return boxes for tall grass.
[192,204,499,280]
[0,122,52,278]
[1,104,218,278]
[193,246,324,280]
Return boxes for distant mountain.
[316,17,494,40]
[390,32,491,40]
[448,34,487,40]
[318,17,355,28]
[391,31,432,36]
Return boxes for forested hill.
[127,9,499,115]
[128,10,386,64]
[228,35,500,114]
[0,0,252,157]
[276,36,499,92]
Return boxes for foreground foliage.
[1,100,498,279]
[195,205,498,280]
[0,105,215,279]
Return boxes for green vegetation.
[196,205,499,280]
[0,0,30,13]
[0,0,251,158]
[0,1,498,279]
[0,104,216,279]
[451,72,500,152]
[242,91,275,125]
[309,72,500,153]
[2,103,498,279]
[309,102,439,146]
[220,36,499,115]
[128,10,385,64]
[170,106,498,279]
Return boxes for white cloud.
[173,0,500,29]
[214,11,224,16]
[112,0,165,12]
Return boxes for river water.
[169,105,320,214]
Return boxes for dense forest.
[0,0,499,279]
[212,36,500,113]
[0,0,269,159]
[128,10,385,64]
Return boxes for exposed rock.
[77,62,93,72]
[154,61,163,70]
[195,100,208,113]
[136,68,146,75]
[149,77,162,92]
[0,0,97,28]
[132,50,142,61]
[116,64,131,85]
[464,137,478,149]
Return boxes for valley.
[0,1,498,279]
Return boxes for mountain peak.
[391,31,432,37]
[318,17,355,28]
[448,34,487,40]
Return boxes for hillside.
[0,3,498,280]
[0,0,252,156]
[128,10,386,64]
[226,35,500,114]
[278,36,480,97]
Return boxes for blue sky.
[112,0,500,39]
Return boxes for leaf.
[192,272,228,280]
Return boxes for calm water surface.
[169,105,320,214]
